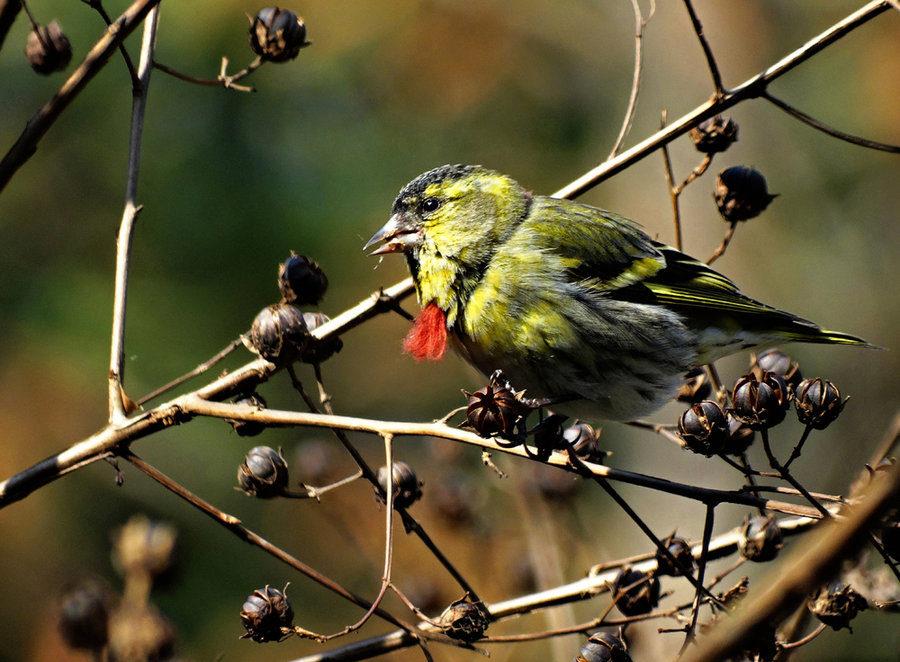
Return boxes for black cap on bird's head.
[392,165,482,212]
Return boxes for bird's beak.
[365,213,422,255]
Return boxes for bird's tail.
[778,320,878,349]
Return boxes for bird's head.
[365,165,530,272]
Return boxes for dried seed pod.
[226,392,267,437]
[689,115,738,155]
[563,421,607,464]
[678,400,729,456]
[808,582,867,632]
[278,253,328,305]
[575,630,632,662]
[436,599,489,641]
[238,446,290,498]
[612,567,660,616]
[242,303,308,363]
[112,516,178,583]
[722,413,755,456]
[108,603,175,662]
[240,585,294,642]
[714,166,777,222]
[376,460,423,509]
[299,312,343,363]
[738,515,783,562]
[794,378,846,429]
[731,373,788,430]
[465,382,528,439]
[58,578,115,652]
[655,534,695,577]
[248,8,310,62]
[26,20,72,74]
[751,349,802,392]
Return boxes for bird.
[365,164,870,421]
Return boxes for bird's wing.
[524,198,791,320]
[640,245,786,315]
[524,197,667,290]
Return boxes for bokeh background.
[1,1,898,660]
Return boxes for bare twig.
[763,91,900,153]
[608,0,655,158]
[136,338,243,405]
[0,0,164,192]
[780,622,828,650]
[705,220,737,265]
[0,390,832,519]
[338,433,396,636]
[81,0,139,86]
[680,504,717,653]
[682,463,900,662]
[295,365,484,604]
[108,5,159,424]
[152,55,264,93]
[119,449,426,641]
[287,513,825,662]
[552,0,891,201]
[682,0,724,97]
[0,0,23,50]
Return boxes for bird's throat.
[403,302,448,361]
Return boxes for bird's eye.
[422,197,441,213]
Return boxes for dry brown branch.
[683,463,900,662]
[0,0,163,192]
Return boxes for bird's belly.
[450,327,691,422]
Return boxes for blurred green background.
[1,1,898,660]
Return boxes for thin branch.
[565,448,723,608]
[608,0,655,158]
[780,622,827,649]
[705,220,737,265]
[682,463,900,662]
[737,484,845,505]
[552,0,891,200]
[296,365,484,603]
[152,55,263,93]
[135,338,243,405]
[761,429,831,520]
[287,512,824,662]
[682,0,724,97]
[783,424,815,470]
[0,0,23,51]
[339,433,396,635]
[0,0,164,193]
[81,0,139,86]
[108,5,159,424]
[660,113,683,250]
[763,91,900,153]
[119,450,424,640]
[680,504,716,654]
[1,389,832,519]
[186,398,829,519]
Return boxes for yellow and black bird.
[367,165,869,421]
